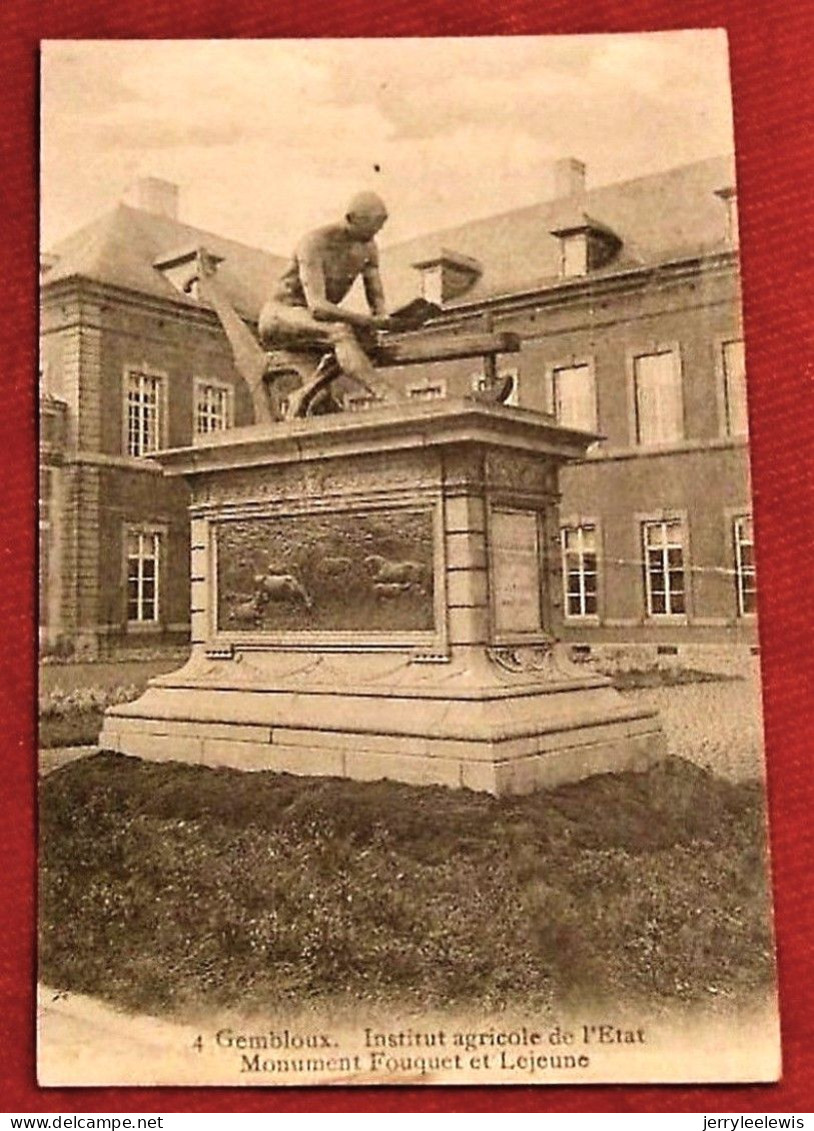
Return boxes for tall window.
[734,515,757,615]
[126,371,162,456]
[552,363,596,430]
[643,520,686,616]
[195,382,232,434]
[561,525,598,617]
[722,339,748,437]
[127,529,160,624]
[633,350,683,445]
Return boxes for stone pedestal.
[102,400,663,795]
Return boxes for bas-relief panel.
[215,508,435,634]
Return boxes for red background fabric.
[2,0,812,1112]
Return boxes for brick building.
[39,178,284,656]
[39,157,755,659]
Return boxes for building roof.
[41,203,287,320]
[381,153,736,309]
[42,154,735,319]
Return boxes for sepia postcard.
[37,33,780,1087]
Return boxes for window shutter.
[723,340,748,437]
[554,364,596,430]
[634,352,683,444]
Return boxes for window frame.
[626,344,685,448]
[344,392,379,412]
[732,512,757,619]
[636,510,691,621]
[406,378,447,401]
[193,377,234,437]
[38,467,52,630]
[560,516,602,623]
[123,523,166,630]
[122,366,168,457]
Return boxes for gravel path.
[621,672,766,781]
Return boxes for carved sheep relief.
[215,507,435,634]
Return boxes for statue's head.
[345,191,388,241]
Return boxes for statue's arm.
[362,243,387,316]
[299,234,375,331]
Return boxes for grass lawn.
[39,752,774,1020]
[38,710,105,750]
[39,655,188,696]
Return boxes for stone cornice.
[428,249,740,327]
[152,399,599,479]
[55,430,749,475]
[40,275,257,332]
[582,435,749,464]
[40,250,737,338]
[66,451,165,474]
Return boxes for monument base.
[101,400,664,796]
[102,646,663,797]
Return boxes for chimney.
[554,158,586,200]
[123,176,179,220]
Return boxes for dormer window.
[550,214,622,279]
[561,235,589,278]
[715,186,739,246]
[153,246,222,299]
[411,249,482,305]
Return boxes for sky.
[40,34,735,254]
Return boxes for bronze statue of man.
[258,191,397,414]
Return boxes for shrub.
[40,636,76,662]
[39,684,143,718]
[610,668,740,690]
